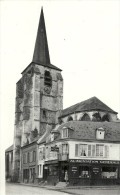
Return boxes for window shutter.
[43,147,45,159]
[92,145,95,157]
[75,144,78,157]
[59,144,62,154]
[88,145,91,157]
[105,145,109,157]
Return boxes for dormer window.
[62,127,68,138]
[51,133,54,141]
[44,71,52,87]
[96,127,105,140]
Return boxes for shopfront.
[44,160,59,185]
[44,160,69,185]
[69,159,120,185]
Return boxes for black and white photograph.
[1,0,120,194]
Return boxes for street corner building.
[5,8,120,186]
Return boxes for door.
[92,166,100,185]
[59,164,69,182]
[32,168,35,183]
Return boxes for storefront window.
[48,165,58,176]
[101,167,118,179]
[79,166,91,178]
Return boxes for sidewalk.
[18,182,120,190]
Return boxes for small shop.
[23,167,36,183]
[44,160,59,185]
[69,159,120,185]
[44,160,69,185]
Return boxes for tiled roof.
[55,121,120,142]
[60,97,117,117]
[5,145,13,152]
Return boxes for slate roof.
[5,145,13,152]
[55,121,120,142]
[60,97,117,117]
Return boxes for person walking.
[64,170,68,184]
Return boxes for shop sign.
[44,166,48,169]
[69,159,120,164]
[93,167,99,173]
[51,145,59,152]
[100,160,119,164]
[71,166,78,172]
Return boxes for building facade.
[21,140,38,183]
[38,121,120,185]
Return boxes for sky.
[0,0,120,152]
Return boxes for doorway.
[59,163,69,182]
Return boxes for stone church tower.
[13,8,63,180]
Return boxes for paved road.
[6,183,120,195]
[6,183,68,195]
[63,187,120,195]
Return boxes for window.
[102,114,110,122]
[33,151,36,162]
[79,166,91,178]
[38,165,42,177]
[62,144,68,154]
[48,165,58,176]
[96,145,104,157]
[81,113,90,121]
[62,128,68,138]
[23,153,27,164]
[101,167,118,179]
[29,151,33,163]
[23,169,29,179]
[75,144,109,158]
[29,168,32,179]
[39,147,45,160]
[79,144,87,156]
[27,152,30,162]
[67,116,73,121]
[44,71,52,87]
[92,112,101,121]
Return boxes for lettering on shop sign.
[51,145,59,152]
[93,167,99,173]
[69,159,120,164]
[71,166,78,172]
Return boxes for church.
[5,8,120,185]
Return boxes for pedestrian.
[64,170,68,184]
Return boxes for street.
[6,183,68,195]
[6,183,120,195]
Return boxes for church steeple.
[32,7,50,65]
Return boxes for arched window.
[102,114,110,122]
[81,113,90,121]
[44,71,52,87]
[67,116,73,121]
[92,112,101,122]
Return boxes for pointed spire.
[32,7,50,65]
